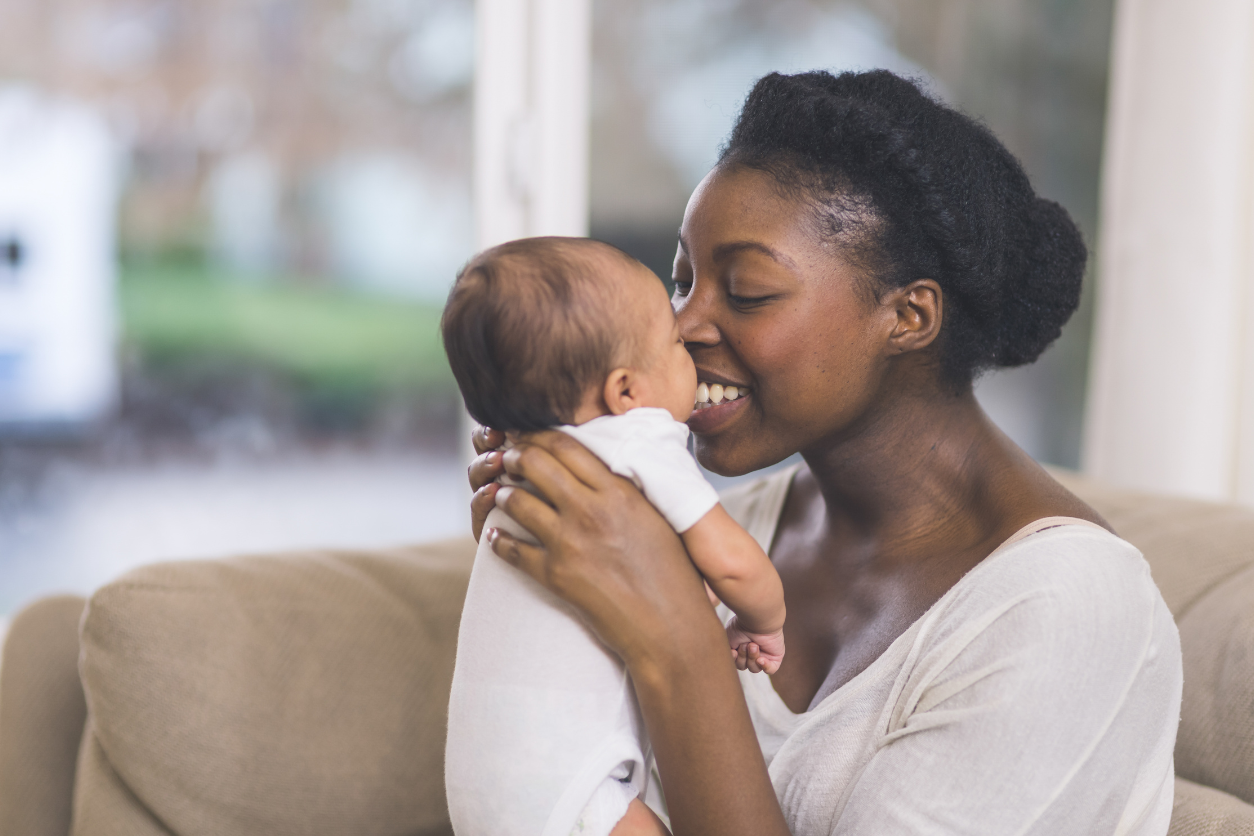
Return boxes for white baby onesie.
[445,408,720,836]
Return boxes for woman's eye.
[729,294,774,308]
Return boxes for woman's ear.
[601,368,641,415]
[884,279,942,355]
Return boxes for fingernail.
[487,451,501,464]
[495,486,513,507]
[486,527,498,543]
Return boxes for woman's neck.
[798,383,1029,560]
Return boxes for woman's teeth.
[693,383,745,409]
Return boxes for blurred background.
[0,0,1114,617]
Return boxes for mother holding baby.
[467,71,1182,835]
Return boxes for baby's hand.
[726,617,785,674]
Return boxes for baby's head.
[442,237,696,431]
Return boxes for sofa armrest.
[0,595,89,836]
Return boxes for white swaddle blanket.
[445,408,720,836]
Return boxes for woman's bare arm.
[483,430,791,836]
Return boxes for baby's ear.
[601,367,638,415]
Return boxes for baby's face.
[622,262,698,423]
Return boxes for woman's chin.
[692,433,787,479]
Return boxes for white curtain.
[1085,0,1254,503]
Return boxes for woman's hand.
[485,429,719,669]
[484,430,791,836]
[468,425,506,541]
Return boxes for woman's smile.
[688,370,754,432]
[687,387,750,433]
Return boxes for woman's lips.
[687,390,749,433]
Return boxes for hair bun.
[722,70,1087,384]
[993,197,1086,368]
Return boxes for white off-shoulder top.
[717,464,1183,836]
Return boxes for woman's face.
[674,164,899,476]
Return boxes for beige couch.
[1,471,1253,835]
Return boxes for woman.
[467,71,1182,835]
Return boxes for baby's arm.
[682,504,786,674]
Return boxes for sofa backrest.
[61,472,1254,832]
[72,537,476,836]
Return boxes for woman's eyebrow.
[712,240,797,268]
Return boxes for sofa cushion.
[71,722,173,836]
[1170,777,1254,836]
[75,537,476,836]
[1175,562,1254,807]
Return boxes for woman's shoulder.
[980,524,1154,599]
[925,524,1177,663]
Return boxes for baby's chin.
[670,405,696,423]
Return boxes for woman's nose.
[675,284,721,347]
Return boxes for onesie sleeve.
[618,431,720,533]
[559,409,720,534]
[831,533,1182,835]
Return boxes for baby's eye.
[672,281,692,297]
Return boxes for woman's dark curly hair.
[720,70,1086,386]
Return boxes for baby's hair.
[442,237,643,432]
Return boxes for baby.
[441,237,785,836]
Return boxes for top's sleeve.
[832,536,1181,835]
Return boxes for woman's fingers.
[515,430,620,491]
[501,441,602,513]
[468,427,506,541]
[468,449,505,493]
[495,486,561,547]
[487,527,547,579]
[470,482,498,542]
[472,424,506,456]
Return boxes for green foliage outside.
[118,262,456,399]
